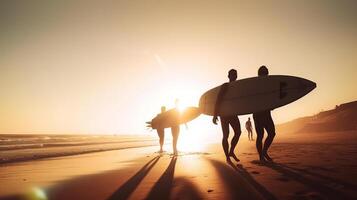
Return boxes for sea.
[0,134,157,164]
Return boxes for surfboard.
[199,75,316,116]
[147,107,201,129]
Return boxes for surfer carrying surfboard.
[253,66,276,162]
[212,69,241,163]
[156,106,166,153]
[152,100,181,155]
[200,66,316,163]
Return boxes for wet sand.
[1,131,357,200]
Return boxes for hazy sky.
[1,0,356,134]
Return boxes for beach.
[1,0,357,199]
[1,131,357,200]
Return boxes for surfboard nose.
[300,78,317,92]
[311,81,317,89]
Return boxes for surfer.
[154,103,180,155]
[245,117,253,141]
[156,106,166,153]
[253,65,276,162]
[171,125,179,155]
[212,69,241,163]
[171,99,180,156]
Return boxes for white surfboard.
[199,75,316,116]
[147,107,201,129]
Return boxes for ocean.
[0,134,157,164]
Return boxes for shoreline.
[0,144,157,165]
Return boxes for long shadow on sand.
[281,164,357,191]
[210,159,276,200]
[145,156,177,200]
[172,177,204,200]
[229,163,278,200]
[108,155,160,200]
[256,161,354,200]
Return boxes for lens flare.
[25,187,47,200]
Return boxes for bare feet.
[229,152,240,162]
[226,157,232,163]
[264,153,273,162]
[259,155,267,163]
[173,150,178,156]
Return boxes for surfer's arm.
[212,83,228,124]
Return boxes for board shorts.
[253,111,275,135]
[220,115,241,133]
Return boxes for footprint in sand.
[327,182,344,190]
[276,176,290,182]
[286,162,299,165]
[251,160,264,165]
[294,191,326,200]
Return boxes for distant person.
[212,69,241,163]
[253,65,276,162]
[245,117,254,141]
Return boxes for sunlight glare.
[148,77,220,152]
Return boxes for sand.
[1,131,357,200]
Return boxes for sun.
[148,77,218,152]
[177,127,207,152]
[174,98,186,113]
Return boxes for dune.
[277,100,357,134]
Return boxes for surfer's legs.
[263,119,275,161]
[220,117,230,162]
[247,129,252,140]
[171,126,180,155]
[157,129,165,152]
[229,117,241,162]
[254,119,265,161]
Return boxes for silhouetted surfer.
[245,117,253,141]
[171,99,180,156]
[212,69,241,163]
[156,106,166,153]
[155,100,180,155]
[253,66,276,162]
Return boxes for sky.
[0,0,356,134]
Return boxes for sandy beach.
[1,131,357,200]
[1,0,357,199]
